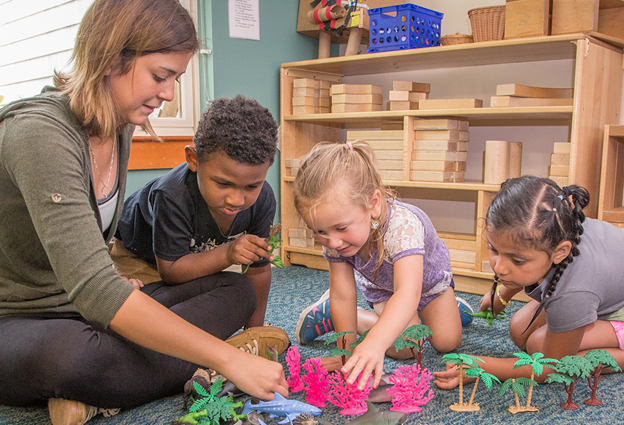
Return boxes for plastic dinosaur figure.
[242,393,321,425]
[466,309,506,326]
[243,224,284,273]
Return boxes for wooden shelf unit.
[279,33,623,286]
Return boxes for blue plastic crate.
[367,4,443,53]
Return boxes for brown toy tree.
[583,349,622,406]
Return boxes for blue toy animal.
[242,394,322,425]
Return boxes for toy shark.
[345,401,407,425]
[242,394,322,425]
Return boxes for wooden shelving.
[279,33,623,288]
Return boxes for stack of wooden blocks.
[330,84,383,113]
[288,227,315,248]
[388,80,430,111]
[292,78,331,115]
[346,130,404,181]
[483,140,523,184]
[438,232,477,271]
[410,119,470,182]
[548,142,571,187]
[284,158,300,177]
[491,83,573,107]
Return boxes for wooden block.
[550,153,570,165]
[331,103,383,113]
[454,161,467,172]
[284,158,301,168]
[504,0,550,39]
[288,228,313,238]
[549,175,570,186]
[392,81,431,93]
[293,87,318,97]
[484,140,510,184]
[551,0,598,35]
[549,164,570,176]
[293,105,317,114]
[374,150,404,160]
[381,121,403,130]
[330,84,382,95]
[457,142,469,152]
[347,130,404,141]
[496,83,573,98]
[389,101,419,111]
[366,140,405,150]
[508,142,523,178]
[553,142,571,154]
[490,96,574,107]
[440,237,476,251]
[288,167,300,177]
[598,7,624,39]
[459,131,470,142]
[412,150,467,161]
[319,80,331,90]
[319,89,330,98]
[388,91,428,102]
[481,260,494,273]
[409,170,464,182]
[413,140,458,151]
[319,98,330,107]
[410,160,456,172]
[289,236,315,248]
[318,107,330,114]
[414,130,460,140]
[293,78,320,88]
[448,248,476,264]
[378,159,404,170]
[419,98,483,110]
[458,120,470,131]
[292,96,319,107]
[331,93,383,104]
[380,170,404,180]
[413,119,460,130]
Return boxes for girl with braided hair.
[434,175,624,389]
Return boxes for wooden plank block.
[549,175,570,186]
[289,236,315,248]
[331,103,383,113]
[448,248,477,264]
[366,140,405,150]
[409,170,465,182]
[454,161,467,172]
[318,98,330,107]
[459,131,470,142]
[419,98,483,110]
[380,170,404,180]
[293,87,318,97]
[319,89,330,98]
[288,167,299,177]
[484,140,510,184]
[413,140,458,151]
[388,91,428,102]
[410,160,457,172]
[414,130,460,140]
[413,118,460,130]
[374,150,404,160]
[284,158,301,168]
[330,84,382,95]
[553,142,571,154]
[378,159,404,170]
[347,130,404,140]
[551,0,598,34]
[331,93,383,104]
[549,164,570,176]
[292,96,319,106]
[293,105,317,114]
[496,83,573,98]
[504,0,550,39]
[598,7,624,39]
[550,153,570,165]
[508,142,523,178]
[392,81,431,93]
[411,150,467,161]
[458,120,470,131]
[389,101,419,111]
[288,228,313,238]
[490,95,574,107]
[441,237,476,251]
[457,141,469,152]
[319,80,331,90]
[481,260,494,273]
[293,78,320,88]
[318,107,330,114]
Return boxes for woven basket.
[468,6,505,42]
[440,33,473,45]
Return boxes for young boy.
[114,96,287,357]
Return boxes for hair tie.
[346,142,354,151]
[557,195,564,200]
[552,207,557,212]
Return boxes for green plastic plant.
[173,378,245,425]
[464,367,500,409]
[545,355,594,410]
[243,224,284,273]
[392,324,432,366]
[583,349,622,406]
[497,377,537,413]
[441,353,484,409]
[325,331,354,366]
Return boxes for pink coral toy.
[328,371,372,415]
[286,346,305,393]
[302,358,330,408]
[387,364,434,413]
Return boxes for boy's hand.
[223,350,289,400]
[226,234,274,267]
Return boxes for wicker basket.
[440,33,474,45]
[468,6,505,42]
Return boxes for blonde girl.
[434,176,624,389]
[293,141,464,389]
[0,1,287,423]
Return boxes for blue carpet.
[1,266,622,424]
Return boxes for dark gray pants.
[0,272,255,408]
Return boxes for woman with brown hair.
[0,1,287,423]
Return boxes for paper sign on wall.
[228,0,260,41]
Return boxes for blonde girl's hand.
[226,234,273,267]
[120,276,144,289]
[225,350,289,400]
[341,338,386,390]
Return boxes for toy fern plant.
[172,378,246,425]
[243,224,284,273]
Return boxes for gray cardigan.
[0,89,135,327]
